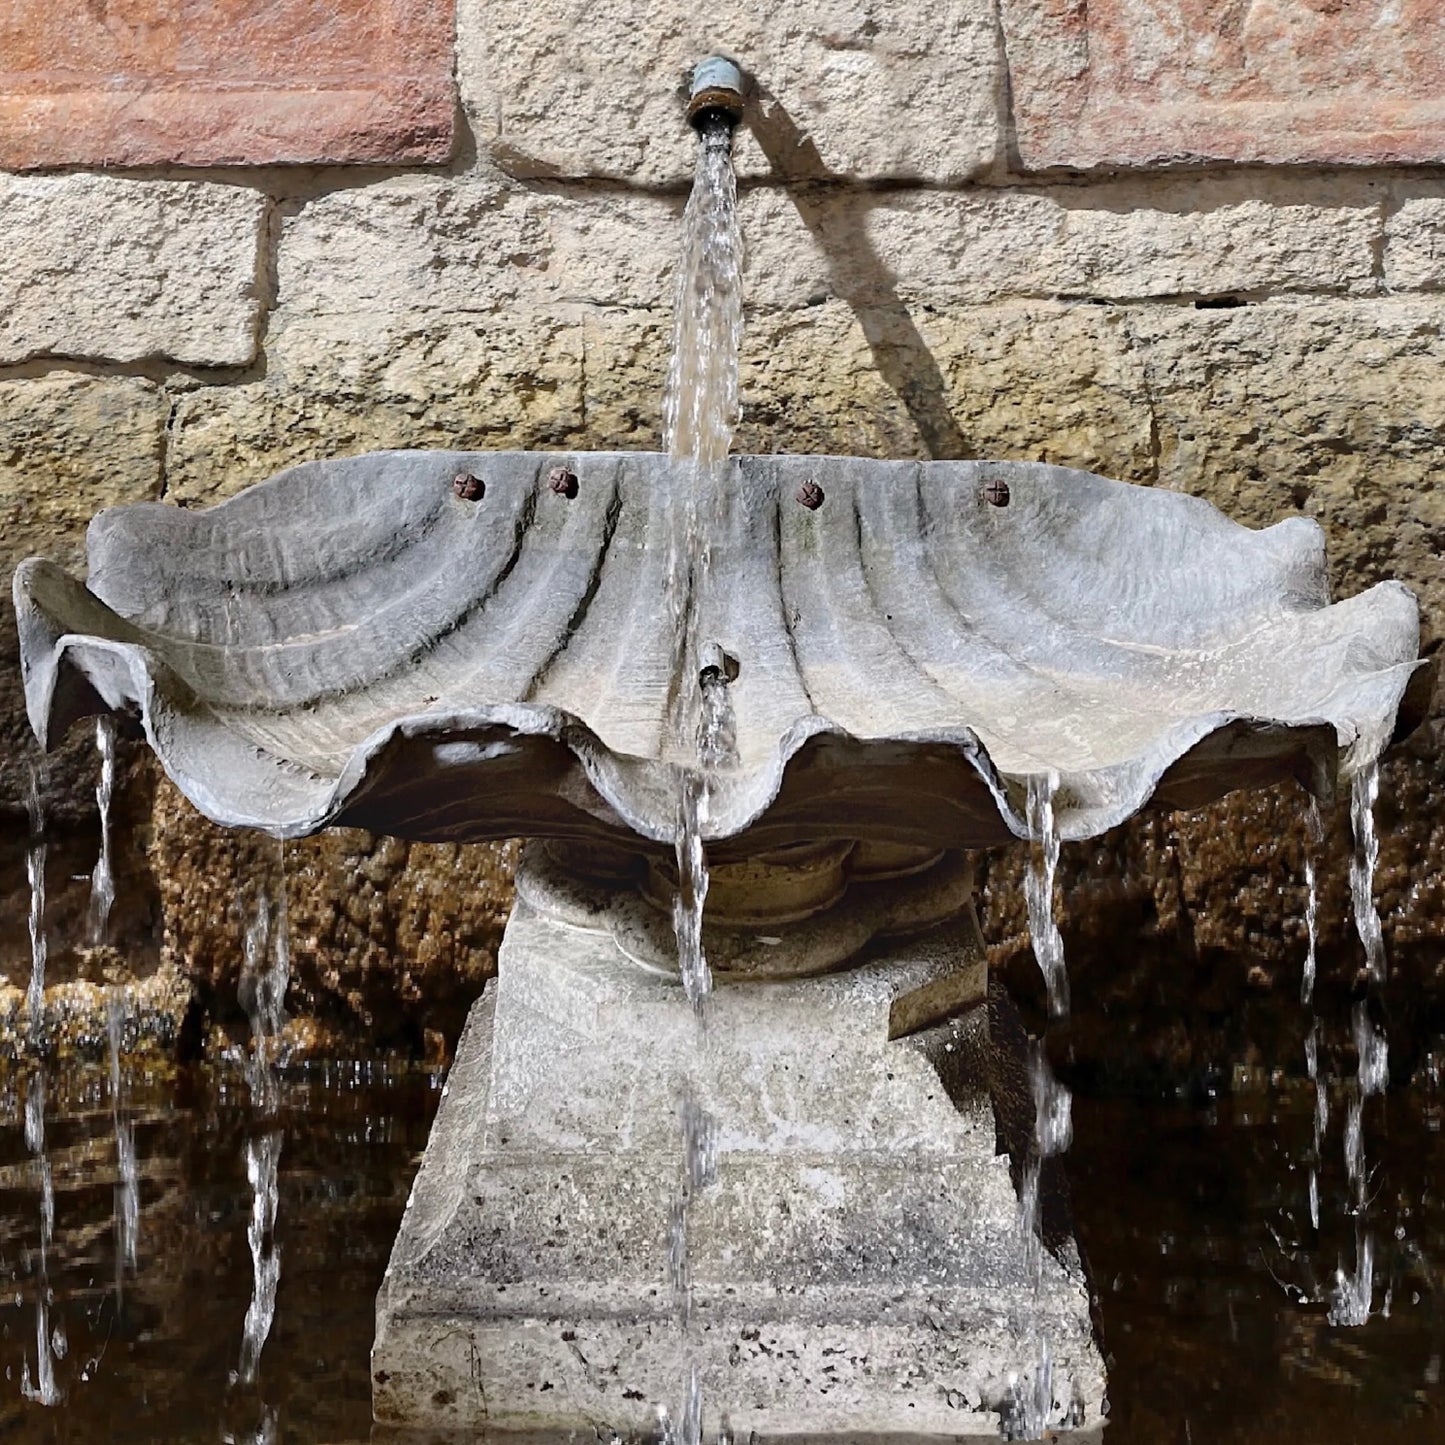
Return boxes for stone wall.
[1,3,1441,1074]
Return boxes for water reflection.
[0,1061,441,1443]
[1072,1080,1445,1443]
[0,1056,1439,1441]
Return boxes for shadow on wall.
[749,85,969,461]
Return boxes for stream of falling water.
[26,761,47,1032]
[108,1001,139,1284]
[234,843,290,1406]
[656,109,742,1445]
[22,759,61,1406]
[88,717,117,947]
[84,718,140,1286]
[1330,762,1389,1327]
[1011,771,1073,1438]
[1301,798,1325,1230]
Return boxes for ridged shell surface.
[13,451,1422,856]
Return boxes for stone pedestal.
[374,851,1105,1440]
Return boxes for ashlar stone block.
[1003,0,1445,170]
[0,0,455,167]
[0,176,266,368]
[375,859,1105,1438]
[459,0,1002,185]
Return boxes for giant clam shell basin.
[14,448,1421,857]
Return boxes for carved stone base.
[373,855,1105,1439]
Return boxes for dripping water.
[1015,771,1074,1437]
[660,107,743,1443]
[234,843,290,1389]
[1331,761,1389,1326]
[1349,765,1385,983]
[25,761,47,1035]
[1301,797,1324,1231]
[108,1000,139,1281]
[21,1072,60,1406]
[88,717,117,948]
[1025,772,1069,1020]
[21,760,60,1405]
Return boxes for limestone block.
[376,892,1105,1436]
[585,300,1154,472]
[0,374,167,567]
[0,374,166,830]
[1386,196,1445,291]
[1131,297,1445,643]
[277,178,563,319]
[166,315,585,505]
[1002,0,1445,170]
[922,302,1155,477]
[0,177,267,367]
[0,0,454,167]
[459,0,1001,185]
[739,182,1379,310]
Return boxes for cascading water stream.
[88,717,117,947]
[658,101,743,1445]
[663,107,743,1011]
[26,761,48,1034]
[1011,770,1074,1438]
[21,1072,61,1406]
[83,719,140,1286]
[1330,761,1389,1327]
[21,759,61,1406]
[235,843,290,1398]
[1301,798,1324,1230]
[108,1001,139,1282]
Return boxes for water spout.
[686,56,745,130]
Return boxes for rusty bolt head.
[452,472,485,501]
[548,465,579,499]
[983,478,1010,508]
[795,479,825,511]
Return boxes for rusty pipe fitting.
[686,56,745,129]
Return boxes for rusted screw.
[548,465,579,499]
[795,479,825,511]
[983,478,1010,508]
[452,472,485,501]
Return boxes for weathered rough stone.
[0,177,267,367]
[166,316,585,504]
[277,179,562,319]
[583,300,1155,470]
[1131,297,1445,645]
[0,375,166,818]
[1385,195,1445,291]
[459,0,1001,185]
[980,714,1445,1094]
[0,0,455,168]
[0,379,169,1052]
[739,182,1380,309]
[1002,0,1445,170]
[376,869,1105,1436]
[0,374,166,571]
[149,777,515,1051]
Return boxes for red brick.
[0,0,455,168]
[1004,0,1445,170]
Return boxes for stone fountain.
[9,64,1427,1445]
